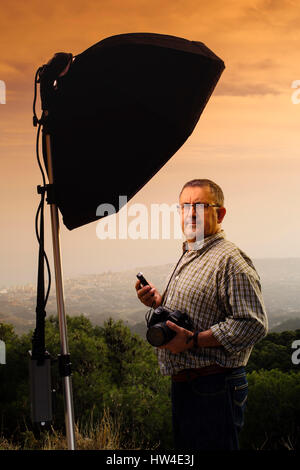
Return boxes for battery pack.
[28,351,52,424]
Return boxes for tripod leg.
[45,132,76,450]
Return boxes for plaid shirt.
[157,230,268,376]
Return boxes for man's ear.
[217,207,226,224]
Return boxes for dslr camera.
[146,306,194,347]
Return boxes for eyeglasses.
[177,203,220,211]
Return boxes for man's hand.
[160,322,222,353]
[159,321,194,354]
[135,280,162,308]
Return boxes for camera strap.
[145,249,187,325]
[161,249,187,307]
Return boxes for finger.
[136,280,155,290]
[137,284,151,295]
[136,280,150,291]
[142,289,155,300]
[166,321,182,332]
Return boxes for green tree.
[240,369,300,449]
[100,318,172,448]
[0,323,32,438]
[246,330,300,373]
[0,316,173,449]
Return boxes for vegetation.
[240,369,300,450]
[0,410,121,450]
[246,329,300,373]
[1,318,300,450]
[0,316,172,450]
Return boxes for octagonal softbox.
[42,32,225,230]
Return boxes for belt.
[171,365,231,382]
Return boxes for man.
[135,179,268,450]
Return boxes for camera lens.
[146,323,175,346]
[146,325,167,346]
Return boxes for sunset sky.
[0,0,299,288]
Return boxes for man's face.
[179,185,225,241]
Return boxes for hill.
[1,258,300,334]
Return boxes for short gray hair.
[179,179,224,207]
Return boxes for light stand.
[31,53,76,449]
[44,127,76,450]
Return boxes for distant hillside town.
[1,259,300,335]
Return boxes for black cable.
[32,67,52,360]
[35,195,51,306]
[35,121,46,187]
[35,135,51,306]
[33,67,43,128]
[34,66,51,308]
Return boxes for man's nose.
[187,204,197,216]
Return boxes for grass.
[0,409,128,450]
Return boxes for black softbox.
[42,32,225,230]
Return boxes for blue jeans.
[171,366,248,450]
